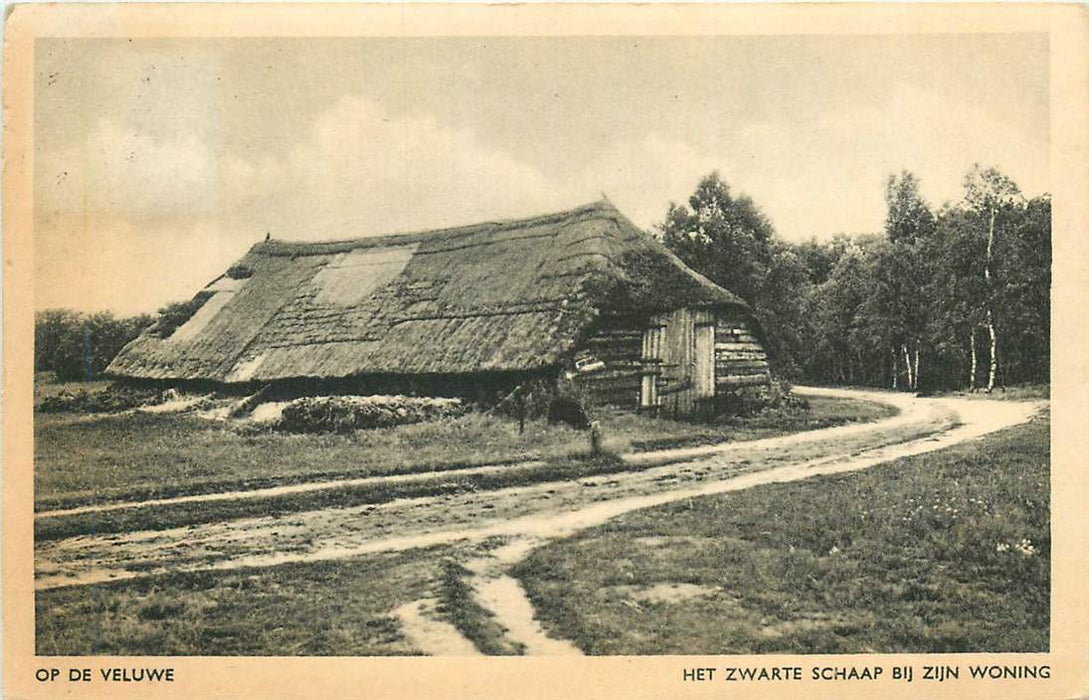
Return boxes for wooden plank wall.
[575,307,769,415]
[653,307,715,415]
[576,316,644,407]
[715,311,770,389]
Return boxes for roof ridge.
[254,199,619,255]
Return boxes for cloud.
[226,95,577,239]
[36,84,1049,314]
[35,95,591,312]
[41,94,578,243]
[41,119,219,222]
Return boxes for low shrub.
[714,378,808,418]
[278,395,467,433]
[36,383,164,414]
[547,379,594,429]
[490,378,595,430]
[492,378,554,420]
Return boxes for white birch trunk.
[984,206,999,393]
[969,329,977,392]
[913,340,921,391]
[891,349,898,390]
[902,344,913,391]
[987,308,998,393]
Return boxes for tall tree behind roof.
[656,171,774,307]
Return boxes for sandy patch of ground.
[612,583,721,606]
[394,598,480,656]
[250,400,291,423]
[473,575,581,655]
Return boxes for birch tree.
[995,195,1051,384]
[963,165,1022,392]
[880,172,936,390]
[654,167,1047,391]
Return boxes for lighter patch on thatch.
[110,201,756,383]
[206,276,247,293]
[226,352,267,383]
[168,290,237,343]
[311,244,418,306]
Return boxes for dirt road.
[34,388,1042,652]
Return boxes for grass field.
[36,409,1047,657]
[514,413,1050,654]
[35,390,893,510]
[36,547,451,656]
[34,452,636,541]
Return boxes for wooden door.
[694,323,715,398]
[640,325,663,409]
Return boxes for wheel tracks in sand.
[34,430,939,587]
[368,391,1045,656]
[394,598,482,657]
[34,387,916,521]
[34,390,1040,602]
[35,461,550,520]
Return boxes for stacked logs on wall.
[715,318,768,387]
[571,310,770,412]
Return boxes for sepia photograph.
[5,4,1088,697]
[28,31,1054,658]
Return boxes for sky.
[34,34,1049,315]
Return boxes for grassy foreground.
[37,548,446,656]
[514,413,1050,654]
[35,393,892,509]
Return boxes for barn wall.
[575,316,645,408]
[574,306,769,416]
[714,309,770,390]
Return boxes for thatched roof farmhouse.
[108,201,769,415]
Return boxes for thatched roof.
[107,200,748,383]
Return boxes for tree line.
[35,165,1049,392]
[34,309,154,382]
[658,167,1050,391]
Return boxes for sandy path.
[34,389,1039,596]
[394,599,481,656]
[35,387,907,519]
[463,538,583,656]
[454,391,1042,654]
[35,386,922,519]
[35,460,547,519]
